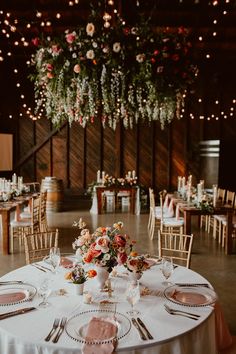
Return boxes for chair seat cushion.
[163,217,184,227]
[10,219,32,227]
[20,211,31,219]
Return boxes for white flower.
[86,49,95,60]
[102,46,109,53]
[103,253,111,261]
[92,42,98,48]
[94,236,110,253]
[113,42,121,53]
[136,54,145,63]
[86,23,95,37]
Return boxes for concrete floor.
[1,203,236,337]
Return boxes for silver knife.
[0,281,24,285]
[0,307,36,320]
[175,283,210,288]
[31,264,47,272]
[137,318,153,339]
[131,318,147,340]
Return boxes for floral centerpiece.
[103,175,138,188]
[125,252,150,280]
[29,2,197,130]
[65,264,97,284]
[196,200,214,213]
[72,221,135,273]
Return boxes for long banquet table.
[0,260,218,354]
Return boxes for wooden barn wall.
[6,113,236,194]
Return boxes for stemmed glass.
[38,278,51,308]
[126,281,140,316]
[49,247,61,273]
[161,257,174,287]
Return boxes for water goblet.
[161,257,174,287]
[126,280,140,316]
[49,247,61,273]
[38,278,51,308]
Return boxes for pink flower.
[46,63,54,71]
[117,252,127,265]
[74,64,81,73]
[32,37,40,46]
[51,45,62,55]
[47,72,54,79]
[65,32,76,44]
[114,234,126,247]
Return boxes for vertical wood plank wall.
[16,115,228,193]
[17,115,206,194]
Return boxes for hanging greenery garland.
[29,2,198,129]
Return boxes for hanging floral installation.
[29,2,198,130]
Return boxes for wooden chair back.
[39,191,47,231]
[23,229,59,264]
[158,230,194,268]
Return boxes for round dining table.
[0,259,218,354]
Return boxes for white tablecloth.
[0,262,217,354]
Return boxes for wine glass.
[49,247,61,273]
[126,281,140,316]
[161,257,174,287]
[38,278,51,308]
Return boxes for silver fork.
[164,305,199,320]
[52,317,67,343]
[44,318,60,342]
[164,304,200,318]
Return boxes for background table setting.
[0,254,219,354]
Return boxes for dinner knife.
[31,264,47,272]
[0,307,36,320]
[175,283,210,288]
[0,281,24,285]
[137,318,154,339]
[131,318,147,340]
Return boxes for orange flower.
[87,269,97,278]
[130,251,138,257]
[64,271,72,280]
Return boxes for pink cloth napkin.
[0,291,26,304]
[214,302,233,351]
[82,316,118,354]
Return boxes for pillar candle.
[177,176,182,192]
[132,170,136,179]
[197,183,202,202]
[97,170,101,183]
[102,171,105,183]
[213,184,218,207]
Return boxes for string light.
[0,2,235,123]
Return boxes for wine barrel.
[41,177,64,213]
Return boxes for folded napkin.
[60,257,74,268]
[82,316,118,354]
[0,291,27,305]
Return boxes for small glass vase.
[96,266,110,290]
[128,271,142,282]
[74,282,85,295]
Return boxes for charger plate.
[164,284,217,307]
[0,283,37,306]
[65,309,131,344]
